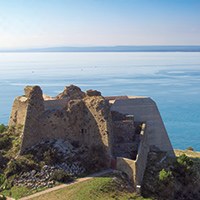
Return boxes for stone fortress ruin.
[9,85,175,189]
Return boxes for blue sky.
[0,0,200,48]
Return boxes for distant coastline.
[1,45,200,53]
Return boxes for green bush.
[142,152,200,200]
[83,145,108,173]
[5,156,38,178]
[159,169,172,182]
[0,135,12,150]
[0,124,7,133]
[43,149,62,165]
[0,174,5,186]
[177,154,193,169]
[0,195,6,200]
[51,169,73,183]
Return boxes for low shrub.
[51,169,74,183]
[0,174,5,187]
[82,145,108,173]
[0,153,8,169]
[0,135,11,150]
[0,195,6,200]
[5,156,39,178]
[142,152,200,200]
[159,169,172,182]
[43,149,62,165]
[0,124,7,133]
[177,154,193,168]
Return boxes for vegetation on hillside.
[1,123,200,200]
[0,123,109,199]
[142,150,200,200]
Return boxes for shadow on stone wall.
[9,85,112,167]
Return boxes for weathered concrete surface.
[116,157,136,181]
[111,97,175,157]
[116,123,149,187]
[134,123,149,187]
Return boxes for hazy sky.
[0,0,200,48]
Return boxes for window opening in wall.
[81,129,87,134]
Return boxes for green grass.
[1,186,30,199]
[30,176,151,200]
[0,185,52,200]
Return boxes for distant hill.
[1,46,200,52]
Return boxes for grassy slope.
[30,177,151,200]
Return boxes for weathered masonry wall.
[9,97,28,127]
[9,85,113,161]
[20,86,45,153]
[112,116,137,159]
[111,98,175,157]
[44,99,68,110]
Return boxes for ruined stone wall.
[9,96,28,127]
[12,85,113,161]
[44,99,68,110]
[112,120,137,159]
[20,86,45,153]
[84,95,113,157]
[39,99,84,143]
[38,96,112,155]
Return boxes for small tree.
[51,169,73,183]
[0,124,7,133]
[159,169,172,182]
[177,154,193,169]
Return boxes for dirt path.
[19,169,113,200]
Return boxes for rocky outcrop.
[56,85,86,100]
[86,89,101,97]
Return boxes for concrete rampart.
[111,97,175,157]
[134,123,149,187]
[116,157,136,181]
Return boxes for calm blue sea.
[0,52,199,151]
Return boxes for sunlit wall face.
[0,0,200,49]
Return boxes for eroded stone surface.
[9,85,113,164]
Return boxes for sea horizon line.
[1,45,200,53]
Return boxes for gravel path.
[19,169,113,200]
